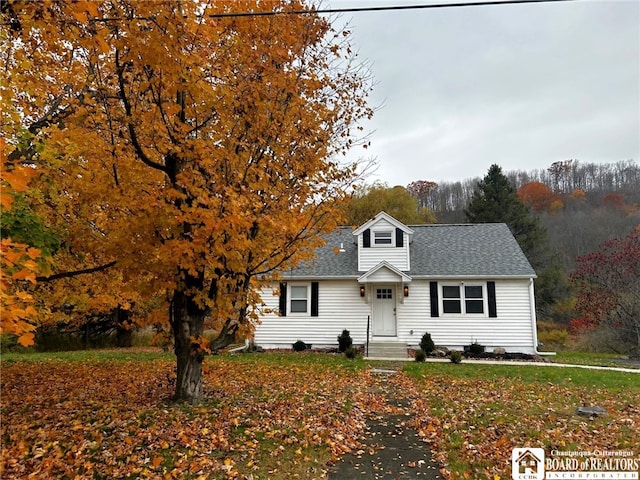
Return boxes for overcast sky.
[323,0,640,186]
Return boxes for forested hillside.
[409,160,640,271]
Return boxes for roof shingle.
[282,223,536,279]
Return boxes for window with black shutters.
[441,284,485,315]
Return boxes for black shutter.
[311,282,319,317]
[279,282,287,316]
[430,281,439,317]
[363,229,371,248]
[396,228,404,247]
[487,281,497,318]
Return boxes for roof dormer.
[353,212,414,272]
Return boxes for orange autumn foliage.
[2,0,372,400]
[1,146,40,347]
[517,182,562,213]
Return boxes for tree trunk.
[170,288,206,403]
[115,307,132,348]
[116,327,132,348]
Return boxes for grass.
[0,347,172,363]
[1,349,638,480]
[405,361,639,391]
[404,361,640,479]
[551,350,633,367]
[0,350,369,480]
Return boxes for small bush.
[467,341,485,354]
[337,329,353,353]
[537,321,569,349]
[420,332,435,354]
[414,349,426,362]
[450,350,463,364]
[35,331,86,352]
[344,345,358,359]
[0,334,20,352]
[292,340,308,352]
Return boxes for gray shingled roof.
[282,223,536,279]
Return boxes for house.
[254,211,539,355]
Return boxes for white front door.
[372,285,396,336]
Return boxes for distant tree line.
[409,160,640,223]
[407,160,640,271]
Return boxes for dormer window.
[374,231,393,246]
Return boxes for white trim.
[288,282,311,316]
[358,261,412,284]
[440,282,488,316]
[373,230,394,247]
[412,274,537,280]
[529,278,540,353]
[352,211,415,236]
[372,284,397,336]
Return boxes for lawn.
[1,350,374,479]
[1,350,638,479]
[403,362,640,479]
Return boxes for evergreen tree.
[465,165,569,317]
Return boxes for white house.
[254,211,540,355]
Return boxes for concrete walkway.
[364,356,640,374]
[328,367,442,480]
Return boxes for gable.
[352,211,414,237]
[357,261,412,284]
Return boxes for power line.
[206,0,577,18]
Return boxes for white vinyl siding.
[358,219,410,271]
[255,280,371,347]
[255,279,537,354]
[415,279,536,354]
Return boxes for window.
[441,284,484,315]
[376,288,393,299]
[290,285,308,313]
[374,231,393,246]
[442,286,461,313]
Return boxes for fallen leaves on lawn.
[407,373,640,480]
[0,356,383,479]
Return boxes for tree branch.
[115,49,168,173]
[36,260,117,282]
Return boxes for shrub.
[419,332,435,354]
[337,329,353,353]
[450,350,463,364]
[35,330,88,352]
[414,349,426,362]
[344,345,358,359]
[537,328,569,348]
[467,341,485,354]
[292,340,308,352]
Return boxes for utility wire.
[207,0,577,18]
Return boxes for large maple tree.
[1,0,372,401]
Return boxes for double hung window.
[442,284,485,314]
[290,285,308,313]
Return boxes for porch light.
[360,286,365,297]
[404,285,409,297]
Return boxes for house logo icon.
[512,448,545,480]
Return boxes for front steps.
[366,341,408,359]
